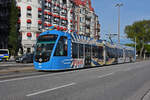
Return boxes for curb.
[142,89,150,100]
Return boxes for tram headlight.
[39,58,42,62]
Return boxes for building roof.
[73,0,94,12]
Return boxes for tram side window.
[72,43,78,58]
[98,46,103,59]
[106,47,110,57]
[85,44,91,57]
[117,49,120,58]
[92,46,98,58]
[79,44,83,58]
[131,50,135,57]
[121,49,123,57]
[106,47,113,58]
[111,48,116,58]
[111,48,115,58]
[54,36,67,56]
[115,48,118,58]
[125,50,128,57]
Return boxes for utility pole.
[115,3,123,44]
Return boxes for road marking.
[0,72,73,83]
[98,72,114,78]
[26,82,76,97]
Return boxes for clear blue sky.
[92,0,150,44]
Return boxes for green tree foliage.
[145,44,150,53]
[8,0,19,56]
[124,20,150,58]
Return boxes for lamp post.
[115,3,123,44]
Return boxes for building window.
[61,20,67,26]
[53,6,59,14]
[27,48,31,53]
[38,24,42,30]
[27,0,31,2]
[53,17,59,24]
[27,10,32,18]
[27,23,31,29]
[38,14,42,19]
[48,3,51,8]
[80,17,84,23]
[27,19,31,29]
[27,6,32,18]
[62,0,66,4]
[80,27,82,32]
[80,17,82,22]
[18,0,21,2]
[61,9,67,16]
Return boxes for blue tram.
[34,29,135,71]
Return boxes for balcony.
[61,9,67,16]
[61,20,67,27]
[53,7,59,14]
[85,24,90,29]
[85,15,91,20]
[62,4,67,9]
[53,17,60,25]
[45,3,51,10]
[20,26,39,32]
[86,21,90,25]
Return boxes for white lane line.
[26,82,76,97]
[98,72,114,78]
[0,72,72,83]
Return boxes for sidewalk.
[143,90,150,100]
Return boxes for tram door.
[85,44,91,66]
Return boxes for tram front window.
[35,34,58,62]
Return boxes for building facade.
[0,0,11,49]
[16,0,100,54]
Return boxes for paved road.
[0,61,150,100]
[0,62,34,74]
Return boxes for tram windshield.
[35,34,58,62]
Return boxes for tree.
[124,20,150,58]
[8,0,19,56]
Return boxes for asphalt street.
[0,61,150,100]
[0,62,33,68]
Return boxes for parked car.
[15,53,33,63]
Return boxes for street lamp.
[115,3,123,44]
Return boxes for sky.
[92,0,150,44]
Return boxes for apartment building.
[72,0,100,39]
[16,0,101,53]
